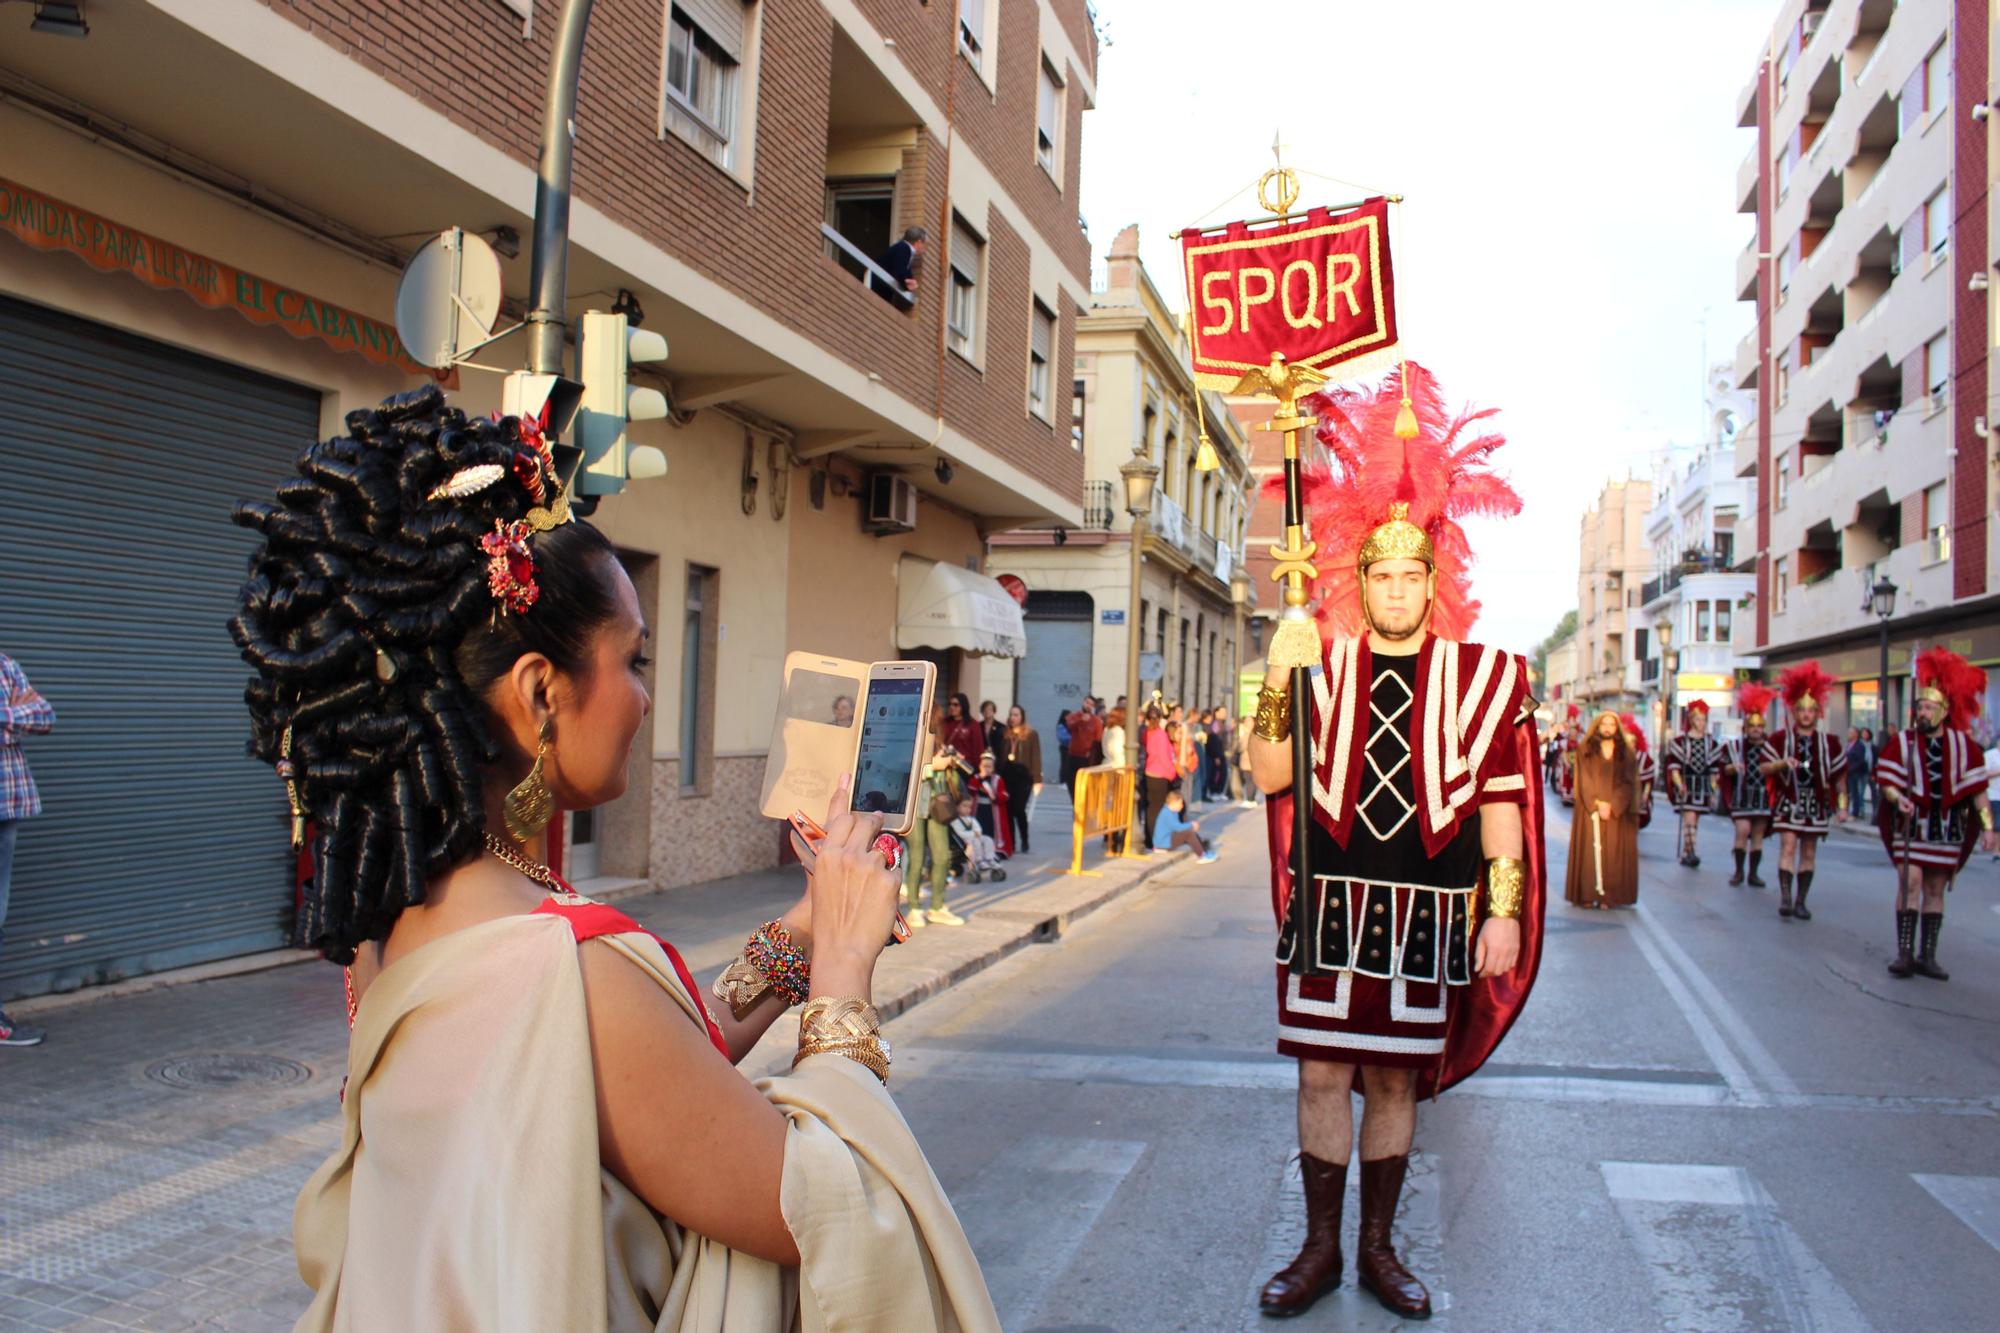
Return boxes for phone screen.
[851,677,926,817]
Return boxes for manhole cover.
[144,1053,314,1091]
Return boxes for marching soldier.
[1663,700,1722,868]
[1721,683,1776,887]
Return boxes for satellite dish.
[395,227,504,369]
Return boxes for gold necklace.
[483,831,558,888]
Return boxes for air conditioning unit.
[865,473,919,534]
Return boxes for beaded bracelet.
[743,919,811,1006]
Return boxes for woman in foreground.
[231,386,996,1331]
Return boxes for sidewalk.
[0,795,1242,1330]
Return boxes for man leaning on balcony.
[872,227,926,304]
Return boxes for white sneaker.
[906,908,927,928]
[927,907,965,926]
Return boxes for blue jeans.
[0,819,16,956]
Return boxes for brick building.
[1732,0,2000,735]
[0,0,1098,999]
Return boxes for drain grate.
[145,1053,314,1091]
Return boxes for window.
[1716,599,1733,643]
[948,214,983,361]
[1774,556,1790,613]
[1028,300,1055,420]
[1696,600,1713,643]
[1715,531,1735,566]
[680,564,718,790]
[1777,145,1794,201]
[1774,451,1791,509]
[1777,244,1795,300]
[1775,350,1790,408]
[1142,401,1157,458]
[1925,186,1950,258]
[662,4,743,171]
[1071,378,1086,450]
[1036,58,1063,179]
[1925,481,1951,561]
[1926,330,1950,403]
[957,0,985,70]
[824,178,895,278]
[1924,40,1950,115]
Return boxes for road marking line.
[1621,911,1766,1105]
[950,1135,1145,1329]
[1912,1174,2000,1254]
[1633,903,1800,1097]
[1602,1162,1874,1332]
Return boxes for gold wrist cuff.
[795,997,891,1082]
[1485,856,1526,919]
[1981,806,1995,832]
[712,957,770,1019]
[1253,686,1292,742]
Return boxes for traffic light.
[576,310,671,496]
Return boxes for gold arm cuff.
[1981,805,1995,832]
[796,997,891,1081]
[794,1038,891,1082]
[1252,686,1293,742]
[712,957,771,1020]
[1485,856,1526,919]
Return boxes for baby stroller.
[946,815,1007,883]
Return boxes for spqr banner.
[1178,197,1399,391]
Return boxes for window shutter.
[1031,302,1053,360]
[675,0,745,60]
[951,217,982,282]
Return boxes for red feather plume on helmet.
[1735,681,1776,724]
[1778,660,1836,713]
[1269,362,1522,640]
[1619,711,1650,755]
[1684,699,1711,717]
[1916,646,1986,731]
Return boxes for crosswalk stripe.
[949,1135,1145,1329]
[1601,1162,1873,1332]
[1912,1174,2000,1254]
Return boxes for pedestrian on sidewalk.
[904,748,967,927]
[1566,712,1640,909]
[1210,704,1235,801]
[998,705,1041,855]
[1061,700,1102,809]
[1151,788,1217,862]
[1843,726,1875,823]
[1140,705,1175,850]
[0,649,54,1049]
[230,391,995,1330]
[1188,709,1211,804]
[938,693,984,772]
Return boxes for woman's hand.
[806,777,900,999]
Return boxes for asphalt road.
[883,793,2000,1331]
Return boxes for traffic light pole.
[526,0,596,383]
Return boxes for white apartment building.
[1640,365,1761,739]
[1734,0,2000,736]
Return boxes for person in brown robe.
[1566,711,1641,908]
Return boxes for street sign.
[1101,609,1126,625]
[1139,651,1165,681]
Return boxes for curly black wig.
[231,384,619,963]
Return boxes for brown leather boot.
[1259,1153,1347,1317]
[1355,1155,1432,1319]
[1887,909,1918,978]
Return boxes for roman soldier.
[1721,682,1776,887]
[1874,647,1997,980]
[1663,700,1723,867]
[1556,704,1580,805]
[1249,365,1545,1320]
[1760,661,1847,920]
[1622,712,1656,830]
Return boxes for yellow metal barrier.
[1067,763,1148,874]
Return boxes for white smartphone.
[848,660,937,837]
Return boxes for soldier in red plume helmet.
[1722,683,1777,886]
[1759,662,1849,920]
[1663,699,1723,867]
[1247,365,1545,1320]
[1873,647,1997,979]
[1621,712,1656,830]
[1556,703,1581,805]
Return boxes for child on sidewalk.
[1151,787,1217,862]
[947,795,1005,888]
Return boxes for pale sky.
[1078,0,1775,653]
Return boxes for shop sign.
[0,175,447,383]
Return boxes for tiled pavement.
[0,793,1214,1329]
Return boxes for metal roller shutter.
[1015,591,1095,785]
[0,295,322,999]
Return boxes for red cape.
[1266,712,1547,1099]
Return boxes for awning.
[895,557,1027,658]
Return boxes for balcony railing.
[1150,489,1187,549]
[1082,480,1115,531]
[819,224,915,308]
[1640,657,1662,683]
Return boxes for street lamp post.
[1658,620,1675,748]
[1230,567,1251,718]
[1871,576,1899,735]
[1120,454,1161,771]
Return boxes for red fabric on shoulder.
[534,898,729,1057]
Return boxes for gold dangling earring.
[504,718,556,842]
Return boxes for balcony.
[1150,488,1187,549]
[1737,145,1760,215]
[1081,479,1115,531]
[1736,237,1760,302]
[819,225,915,309]
[1734,329,1760,392]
